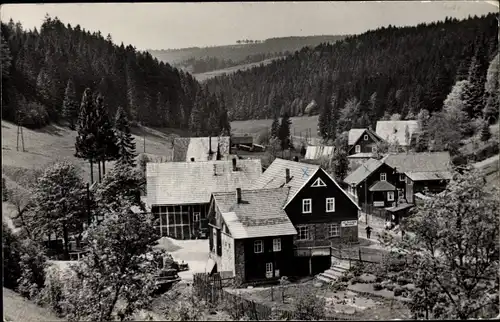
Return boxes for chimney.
[232,158,237,171]
[236,188,242,204]
[213,164,217,176]
[285,168,291,183]
[208,136,213,154]
[190,157,195,162]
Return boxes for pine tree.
[115,106,137,168]
[317,95,331,141]
[62,79,78,130]
[75,88,98,183]
[278,112,292,151]
[483,53,499,124]
[463,42,489,118]
[94,94,118,180]
[328,94,339,142]
[217,92,231,136]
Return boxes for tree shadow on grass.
[32,124,63,137]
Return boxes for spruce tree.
[75,88,98,183]
[483,53,499,124]
[328,94,339,142]
[270,112,280,139]
[115,106,137,168]
[318,95,331,141]
[62,78,78,130]
[278,112,292,151]
[94,94,118,180]
[463,42,489,118]
[217,92,231,136]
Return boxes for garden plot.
[156,237,210,281]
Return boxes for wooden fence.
[331,244,388,264]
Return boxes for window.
[327,224,340,237]
[363,134,368,141]
[273,238,281,252]
[399,174,405,182]
[371,146,377,153]
[407,177,413,186]
[302,199,312,214]
[355,145,361,153]
[297,226,310,241]
[326,197,335,212]
[193,212,200,222]
[254,240,263,253]
[265,262,273,278]
[387,191,395,201]
[398,189,404,200]
[311,177,326,187]
[380,173,387,181]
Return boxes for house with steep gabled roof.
[207,187,297,286]
[348,128,384,156]
[146,158,262,239]
[375,120,419,149]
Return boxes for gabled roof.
[381,152,451,174]
[375,120,419,147]
[252,158,360,210]
[369,180,396,192]
[304,146,335,160]
[344,158,384,185]
[252,158,320,203]
[146,159,262,205]
[348,128,383,146]
[213,187,297,239]
[172,136,231,162]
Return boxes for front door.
[265,262,273,279]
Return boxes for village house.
[206,158,360,283]
[255,158,360,274]
[382,151,452,204]
[171,136,231,162]
[145,158,262,240]
[347,128,384,156]
[230,135,254,151]
[207,187,297,286]
[345,152,452,225]
[375,120,419,151]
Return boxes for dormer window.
[380,173,387,181]
[399,174,405,181]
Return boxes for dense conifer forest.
[205,14,498,129]
[1,15,228,133]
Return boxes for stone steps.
[316,264,349,283]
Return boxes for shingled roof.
[252,158,320,203]
[146,159,262,205]
[375,120,419,147]
[369,180,396,192]
[381,152,451,174]
[344,158,384,185]
[172,136,231,162]
[213,188,297,239]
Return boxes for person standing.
[365,225,373,239]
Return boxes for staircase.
[316,258,351,283]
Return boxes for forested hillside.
[205,15,498,130]
[0,15,228,134]
[149,35,346,67]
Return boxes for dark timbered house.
[347,128,384,156]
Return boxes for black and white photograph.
[1,1,499,320]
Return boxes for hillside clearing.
[1,121,178,185]
[193,57,283,82]
[3,287,62,322]
[231,115,319,138]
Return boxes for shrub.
[375,276,384,283]
[292,284,326,320]
[256,128,270,145]
[373,283,383,291]
[386,284,395,291]
[17,239,48,300]
[330,280,347,292]
[393,287,403,297]
[340,275,350,283]
[2,222,22,290]
[396,276,410,286]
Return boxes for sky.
[1,2,498,50]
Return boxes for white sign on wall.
[341,220,358,227]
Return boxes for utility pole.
[16,111,25,152]
[144,135,146,153]
[86,182,91,226]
